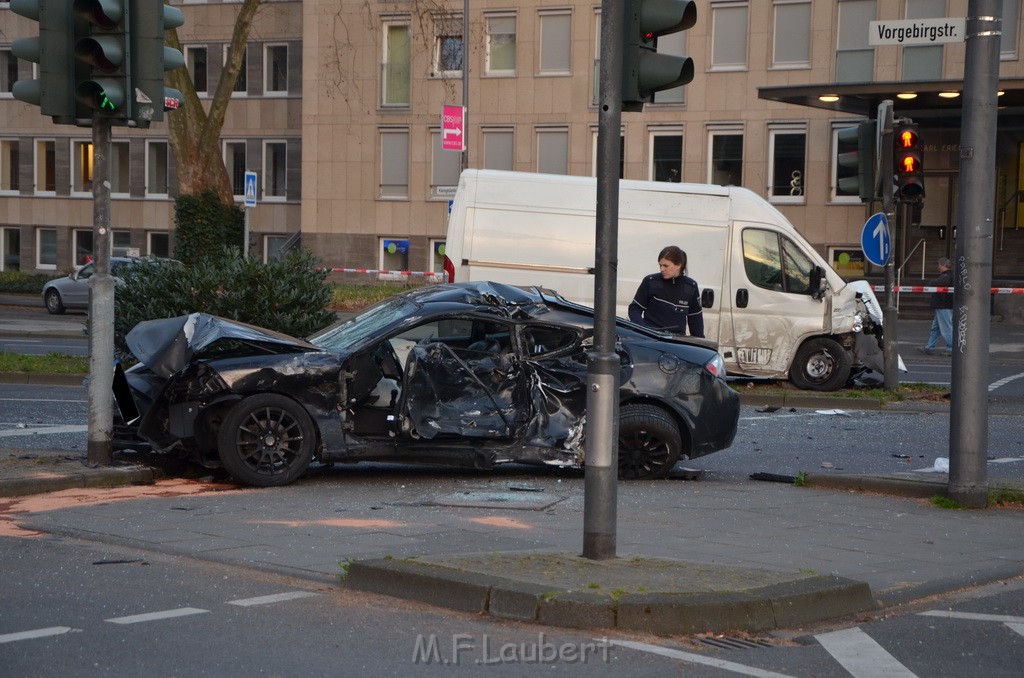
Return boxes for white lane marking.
[105,608,209,624]
[0,398,87,403]
[919,610,1024,624]
[0,626,76,644]
[815,627,916,678]
[609,639,795,678]
[227,591,317,607]
[0,425,88,438]
[990,371,1024,392]
[0,339,42,344]
[1008,622,1024,638]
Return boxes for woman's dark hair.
[658,245,687,271]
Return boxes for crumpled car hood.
[126,312,319,378]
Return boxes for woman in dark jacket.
[628,245,704,337]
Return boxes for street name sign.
[869,18,965,46]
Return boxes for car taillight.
[704,353,727,378]
[443,255,455,283]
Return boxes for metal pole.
[582,0,623,560]
[462,0,469,172]
[87,116,114,466]
[243,206,250,257]
[878,101,899,390]
[949,0,1000,507]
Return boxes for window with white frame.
[72,140,93,194]
[186,46,208,94]
[772,1,811,68]
[589,128,623,178]
[483,128,514,170]
[836,0,875,83]
[73,228,93,265]
[1,48,18,94]
[711,1,748,70]
[1002,0,1020,58]
[1,139,19,192]
[768,127,806,204]
[264,43,288,94]
[382,21,411,106]
[148,231,170,258]
[112,230,133,256]
[902,0,944,80]
[146,140,169,196]
[110,141,129,196]
[264,141,287,199]
[224,141,246,198]
[592,10,602,106]
[36,227,57,270]
[380,237,409,273]
[430,239,446,274]
[707,129,743,186]
[539,11,572,74]
[650,130,683,182]
[536,128,569,174]
[264,234,288,262]
[380,129,409,198]
[35,139,56,194]
[832,123,864,203]
[225,44,247,95]
[485,14,516,74]
[433,16,463,77]
[430,130,462,196]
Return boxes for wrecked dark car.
[113,282,739,487]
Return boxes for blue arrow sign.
[861,212,890,267]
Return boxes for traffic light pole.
[86,116,115,466]
[582,0,625,561]
[879,103,898,390]
[949,0,1001,507]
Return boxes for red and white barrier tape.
[870,285,1024,294]
[329,268,442,277]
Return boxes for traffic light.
[621,0,696,112]
[837,121,877,202]
[10,0,88,122]
[73,0,130,118]
[894,122,925,201]
[130,0,185,126]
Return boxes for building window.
[186,46,208,94]
[72,140,93,194]
[224,141,246,198]
[1002,0,1020,58]
[536,128,569,175]
[708,130,743,186]
[433,15,463,77]
[430,239,446,274]
[146,141,169,196]
[772,1,811,68]
[768,127,806,204]
[650,130,683,182]
[35,140,56,194]
[652,27,689,103]
[1,48,18,94]
[485,14,516,74]
[264,43,288,94]
[902,0,944,80]
[539,11,572,74]
[380,237,409,273]
[36,228,57,270]
[836,0,875,83]
[592,10,602,106]
[110,141,129,196]
[264,235,288,262]
[483,128,514,170]
[711,1,748,70]
[225,44,247,95]
[431,131,462,196]
[1,139,19,192]
[1,227,21,272]
[380,129,409,198]
[590,129,623,178]
[112,230,133,256]
[264,141,287,200]
[148,231,170,258]
[73,229,93,265]
[832,123,863,203]
[382,22,411,106]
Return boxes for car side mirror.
[810,265,826,300]
[701,288,714,309]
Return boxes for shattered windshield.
[310,296,419,352]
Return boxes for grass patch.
[734,379,949,405]
[329,283,424,311]
[0,352,89,374]
[988,487,1024,508]
[793,471,808,487]
[930,496,964,509]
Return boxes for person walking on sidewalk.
[918,257,954,356]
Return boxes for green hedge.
[0,271,61,294]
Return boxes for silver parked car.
[42,257,150,314]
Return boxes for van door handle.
[736,288,749,308]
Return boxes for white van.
[443,169,895,391]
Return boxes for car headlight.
[853,311,865,334]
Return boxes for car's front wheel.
[44,289,65,315]
[789,337,852,392]
[617,404,682,480]
[217,394,316,487]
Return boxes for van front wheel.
[790,338,852,392]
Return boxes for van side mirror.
[810,266,826,300]
[701,288,714,309]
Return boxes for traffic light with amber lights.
[894,122,925,201]
[621,0,696,112]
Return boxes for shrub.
[173,190,244,267]
[0,270,63,294]
[114,247,337,359]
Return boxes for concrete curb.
[0,373,87,386]
[0,464,160,498]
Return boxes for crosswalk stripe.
[227,591,317,607]
[815,628,916,678]
[609,639,795,678]
[0,626,75,644]
[919,610,1024,624]
[105,608,209,624]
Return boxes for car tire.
[790,337,852,392]
[217,393,316,487]
[617,404,682,480]
[44,289,65,315]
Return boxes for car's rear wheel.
[617,404,682,480]
[217,394,316,487]
[44,289,65,315]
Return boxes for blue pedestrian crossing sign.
[861,212,890,267]
[244,171,257,208]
